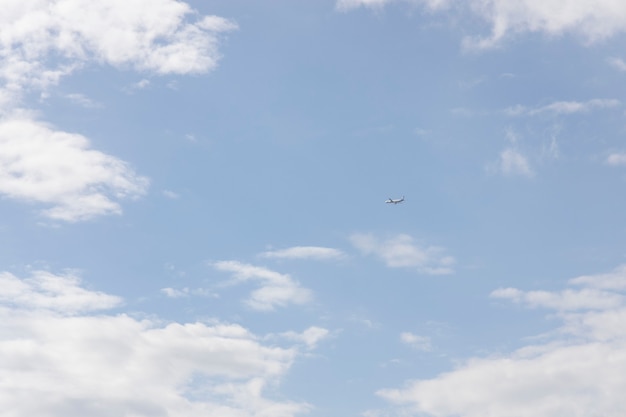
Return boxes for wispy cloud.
[606,153,626,166]
[400,332,432,351]
[272,326,331,350]
[162,190,180,199]
[0,269,309,416]
[490,287,623,311]
[350,233,455,275]
[607,57,626,72]
[495,148,534,177]
[505,99,620,116]
[160,287,216,298]
[212,261,313,311]
[376,265,626,417]
[338,0,626,50]
[0,116,149,222]
[65,93,102,108]
[259,246,345,261]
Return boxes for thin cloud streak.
[260,246,345,261]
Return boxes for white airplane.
[385,196,404,204]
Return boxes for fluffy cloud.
[259,246,345,261]
[350,233,455,275]
[0,0,234,221]
[375,265,626,417]
[0,0,236,97]
[0,270,121,313]
[0,116,149,222]
[212,261,313,311]
[337,0,626,49]
[0,270,310,417]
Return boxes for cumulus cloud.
[569,264,626,290]
[212,261,313,311]
[0,116,149,222]
[0,270,310,417]
[0,270,121,313]
[0,0,236,97]
[0,0,235,221]
[259,246,345,261]
[375,265,626,417]
[337,0,626,49]
[350,233,455,275]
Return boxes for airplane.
[385,196,404,204]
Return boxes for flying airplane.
[385,196,404,204]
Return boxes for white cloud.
[212,261,313,311]
[0,116,149,222]
[496,148,533,177]
[161,287,217,298]
[569,264,626,290]
[400,332,432,351]
[163,189,180,199]
[0,1,233,221]
[260,246,345,261]
[375,265,626,417]
[506,99,620,116]
[274,326,331,350]
[491,287,623,311]
[0,0,236,97]
[337,0,626,49]
[608,57,626,72]
[336,0,449,12]
[0,270,121,313]
[0,269,311,417]
[350,233,455,275]
[64,93,102,108]
[607,153,626,166]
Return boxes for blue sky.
[3,0,626,416]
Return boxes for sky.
[2,0,626,416]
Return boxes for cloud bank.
[0,0,235,221]
[0,270,311,417]
[375,265,626,417]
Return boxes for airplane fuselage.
[385,197,404,204]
